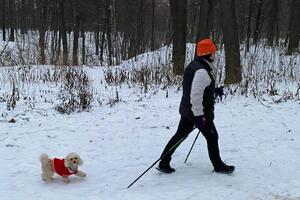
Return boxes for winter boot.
[156,161,175,174]
[214,163,235,174]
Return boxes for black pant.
[160,116,223,167]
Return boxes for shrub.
[55,68,93,114]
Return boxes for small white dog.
[39,152,86,183]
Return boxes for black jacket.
[179,57,215,121]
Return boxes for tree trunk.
[72,0,81,66]
[221,0,242,84]
[287,0,300,54]
[81,0,85,65]
[137,0,144,53]
[38,0,48,65]
[196,0,211,41]
[8,0,15,42]
[267,0,278,46]
[50,0,59,64]
[246,0,253,52]
[55,31,62,64]
[95,4,100,56]
[151,0,155,51]
[9,28,15,42]
[253,0,263,46]
[20,0,27,35]
[195,0,214,57]
[100,0,106,63]
[39,30,46,65]
[112,0,117,64]
[170,0,187,75]
[105,0,113,66]
[2,0,6,41]
[207,0,215,40]
[95,31,100,56]
[50,31,57,64]
[59,0,68,65]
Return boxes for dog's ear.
[78,156,84,166]
[64,155,70,167]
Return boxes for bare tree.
[195,0,214,57]
[38,0,48,65]
[8,0,16,42]
[0,0,299,67]
[220,0,242,84]
[253,0,264,46]
[19,0,27,35]
[81,1,86,65]
[94,0,101,56]
[50,0,61,65]
[1,0,6,41]
[99,0,106,63]
[59,0,68,65]
[151,0,155,51]
[246,0,253,52]
[266,0,278,46]
[72,0,82,66]
[196,0,212,41]
[170,0,188,75]
[287,0,300,54]
[137,0,144,53]
[105,0,113,66]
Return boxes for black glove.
[215,86,224,100]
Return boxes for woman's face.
[210,53,216,61]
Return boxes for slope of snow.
[1,89,300,200]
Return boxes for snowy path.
[1,93,300,200]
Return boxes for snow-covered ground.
[1,41,300,199]
[1,88,300,200]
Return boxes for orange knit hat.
[196,38,217,56]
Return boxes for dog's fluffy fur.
[39,152,86,183]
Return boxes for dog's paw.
[63,178,70,184]
[76,171,86,177]
[41,174,53,182]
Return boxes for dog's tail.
[39,153,49,165]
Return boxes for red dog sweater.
[52,158,77,177]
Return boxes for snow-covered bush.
[55,68,93,114]
[103,63,181,93]
[0,41,299,116]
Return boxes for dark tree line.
[0,0,299,83]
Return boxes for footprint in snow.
[5,144,20,148]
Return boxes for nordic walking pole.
[127,127,197,189]
[127,157,161,189]
[184,130,200,163]
[127,138,185,189]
